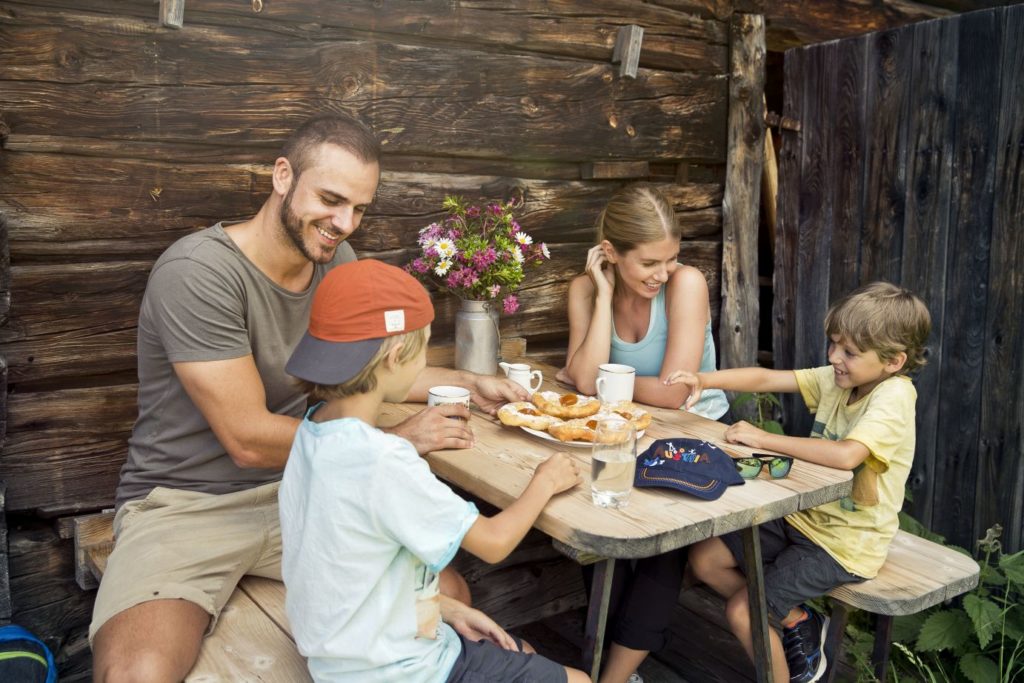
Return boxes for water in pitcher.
[590,419,637,508]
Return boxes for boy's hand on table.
[387,405,474,454]
[471,376,528,415]
[664,370,703,409]
[724,420,766,449]
[442,599,518,651]
[534,451,581,494]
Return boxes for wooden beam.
[159,0,184,29]
[612,24,644,78]
[580,161,650,179]
[720,14,765,379]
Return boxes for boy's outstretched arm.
[724,422,871,471]
[461,452,580,564]
[665,367,799,409]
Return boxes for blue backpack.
[0,625,57,683]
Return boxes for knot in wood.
[608,114,618,129]
[626,125,636,137]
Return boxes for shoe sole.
[808,614,830,683]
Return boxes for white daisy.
[434,258,452,276]
[540,242,550,258]
[515,232,533,246]
[511,247,524,264]
[435,238,456,258]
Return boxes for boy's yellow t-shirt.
[785,366,917,578]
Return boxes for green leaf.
[762,392,783,408]
[731,392,755,411]
[763,420,785,435]
[893,612,929,644]
[1004,605,1024,641]
[1000,550,1024,585]
[898,511,947,544]
[980,562,1007,587]
[958,653,999,683]
[964,594,1002,648]
[917,609,973,652]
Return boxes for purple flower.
[410,258,430,274]
[446,271,462,288]
[466,205,481,218]
[488,203,503,216]
[488,284,501,299]
[503,294,520,314]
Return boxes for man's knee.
[94,648,187,683]
[724,591,751,633]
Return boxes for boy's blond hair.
[824,281,931,375]
[297,327,429,402]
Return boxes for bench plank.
[828,531,980,615]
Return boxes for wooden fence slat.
[931,9,1002,547]
[826,35,867,304]
[898,17,958,530]
[859,26,914,285]
[978,4,1024,550]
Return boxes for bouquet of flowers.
[406,195,549,314]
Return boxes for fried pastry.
[497,402,563,431]
[530,390,602,419]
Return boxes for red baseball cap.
[286,259,435,384]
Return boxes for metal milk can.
[454,299,500,375]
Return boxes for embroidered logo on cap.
[384,309,406,333]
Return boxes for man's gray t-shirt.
[116,223,355,507]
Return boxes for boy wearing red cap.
[281,259,589,683]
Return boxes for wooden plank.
[0,483,10,623]
[73,512,113,590]
[977,4,1024,553]
[931,9,1001,548]
[828,531,979,615]
[859,26,914,285]
[898,16,958,532]
[825,35,867,303]
[774,45,802,403]
[719,13,765,377]
[185,588,310,682]
[580,161,650,179]
[790,41,833,437]
[159,0,184,28]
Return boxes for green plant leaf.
[731,392,755,410]
[964,594,1002,649]
[899,511,947,544]
[893,612,929,644]
[1000,549,1024,585]
[917,609,973,652]
[980,562,1007,587]
[1004,605,1024,640]
[958,653,999,683]
[762,392,783,408]
[764,420,785,435]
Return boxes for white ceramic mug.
[498,362,543,394]
[427,385,471,409]
[595,363,636,403]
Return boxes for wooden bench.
[823,530,980,683]
[75,511,311,681]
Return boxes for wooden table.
[380,361,853,683]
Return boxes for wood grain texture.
[828,531,979,615]
[382,360,851,560]
[899,17,958,530]
[977,3,1024,551]
[719,13,765,374]
[931,9,1001,547]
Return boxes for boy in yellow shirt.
[666,281,931,683]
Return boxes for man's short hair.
[296,327,429,402]
[281,113,381,179]
[824,281,932,375]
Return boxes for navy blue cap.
[634,438,745,500]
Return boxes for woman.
[562,183,729,683]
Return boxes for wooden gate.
[776,5,1023,552]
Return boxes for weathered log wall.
[0,0,738,674]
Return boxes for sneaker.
[781,605,829,683]
[626,674,644,683]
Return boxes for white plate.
[520,425,646,449]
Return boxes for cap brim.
[286,333,384,385]
[633,467,728,501]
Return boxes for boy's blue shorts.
[721,518,865,621]
[445,633,567,683]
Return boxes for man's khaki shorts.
[89,482,282,645]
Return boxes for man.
[91,114,527,682]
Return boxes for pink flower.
[488,284,501,299]
[503,294,519,314]
[410,258,430,274]
[466,205,481,218]
[488,204,503,216]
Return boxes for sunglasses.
[735,454,793,479]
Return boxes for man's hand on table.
[723,420,767,449]
[441,597,518,651]
[470,375,528,415]
[386,404,474,454]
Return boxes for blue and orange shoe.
[782,605,829,683]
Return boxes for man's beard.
[278,185,337,265]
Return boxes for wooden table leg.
[742,525,773,683]
[581,558,615,681]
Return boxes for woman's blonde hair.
[824,282,932,375]
[296,327,429,402]
[597,183,682,253]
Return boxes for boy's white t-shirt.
[280,407,479,683]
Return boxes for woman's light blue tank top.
[610,286,729,420]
